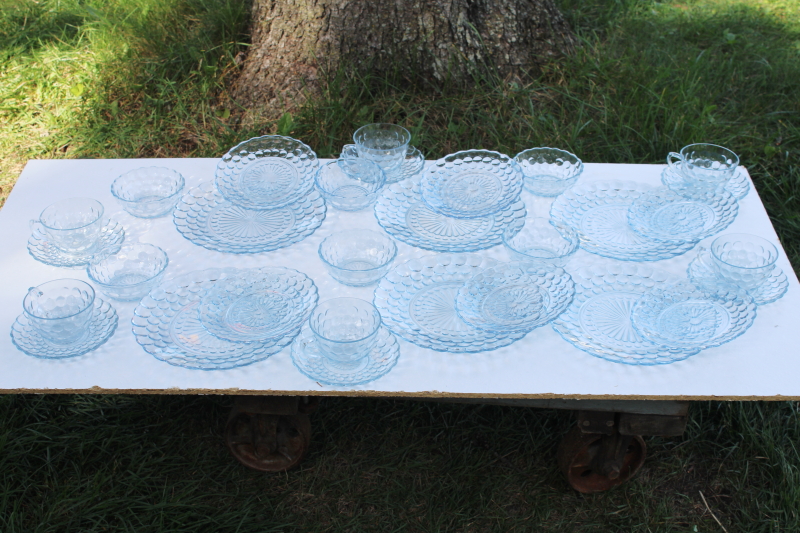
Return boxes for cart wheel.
[226,408,312,472]
[557,426,646,493]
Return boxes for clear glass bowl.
[502,216,579,266]
[214,135,318,209]
[198,267,317,343]
[309,298,382,364]
[420,150,523,219]
[111,167,185,218]
[514,147,583,197]
[314,159,386,211]
[87,243,169,301]
[318,230,397,286]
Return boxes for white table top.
[1,158,798,399]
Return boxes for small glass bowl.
[87,243,168,301]
[503,217,579,266]
[515,147,583,197]
[315,159,386,211]
[319,230,397,286]
[309,298,382,365]
[111,167,185,218]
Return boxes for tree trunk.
[234,0,577,117]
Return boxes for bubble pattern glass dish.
[374,254,527,353]
[688,248,788,305]
[456,262,575,333]
[291,324,400,386]
[198,267,317,343]
[28,219,125,268]
[215,135,318,210]
[661,166,750,200]
[374,176,526,253]
[710,233,778,291]
[631,282,757,351]
[627,187,738,242]
[11,299,118,359]
[132,269,296,370]
[318,230,397,286]
[111,167,185,218]
[514,147,583,197]
[315,159,386,211]
[87,243,169,301]
[550,180,697,261]
[342,144,425,184]
[552,265,700,365]
[502,217,580,266]
[173,182,326,254]
[420,150,523,219]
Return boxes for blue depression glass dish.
[342,144,425,184]
[627,187,738,242]
[374,176,526,252]
[502,216,579,266]
[688,248,788,305]
[420,150,523,219]
[132,269,296,370]
[661,165,750,200]
[291,323,400,387]
[318,230,397,286]
[28,219,125,268]
[87,243,169,301]
[173,182,326,254]
[552,265,701,365]
[456,262,575,333]
[214,135,318,210]
[373,254,527,353]
[550,180,698,261]
[198,267,317,343]
[315,159,386,211]
[111,167,185,218]
[631,282,757,351]
[514,147,583,197]
[11,298,118,359]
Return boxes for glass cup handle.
[666,152,683,171]
[340,144,359,160]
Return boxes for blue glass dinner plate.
[28,219,125,268]
[173,182,326,254]
[374,176,526,252]
[290,324,400,386]
[11,298,118,359]
[374,254,527,353]
[550,180,698,261]
[688,248,789,305]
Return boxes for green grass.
[1,0,800,531]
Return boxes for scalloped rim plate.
[28,219,125,268]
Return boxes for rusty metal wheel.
[558,426,646,493]
[226,408,312,472]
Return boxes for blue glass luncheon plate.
[373,254,527,353]
[688,248,788,305]
[661,165,750,200]
[456,262,575,333]
[551,265,700,365]
[173,182,326,254]
[374,176,525,252]
[631,282,757,351]
[11,298,118,359]
[198,267,318,342]
[550,180,698,261]
[290,324,400,386]
[28,219,125,268]
[420,150,523,219]
[627,187,738,242]
[132,269,295,370]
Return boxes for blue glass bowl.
[215,135,318,209]
[627,187,738,242]
[87,243,168,301]
[550,180,697,261]
[198,267,318,343]
[631,282,757,351]
[688,248,788,305]
[456,262,575,333]
[374,176,526,252]
[420,150,523,219]
[514,147,583,197]
[111,167,185,218]
[502,216,579,266]
[314,159,386,211]
[319,230,397,286]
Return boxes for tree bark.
[234,0,576,117]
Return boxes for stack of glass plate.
[132,267,317,370]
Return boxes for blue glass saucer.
[552,265,700,365]
[28,219,125,268]
[374,176,526,252]
[688,248,788,305]
[374,254,527,352]
[11,298,118,359]
[550,181,697,261]
[132,269,296,370]
[173,182,326,254]
[661,165,750,200]
[342,144,425,184]
[290,324,400,386]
